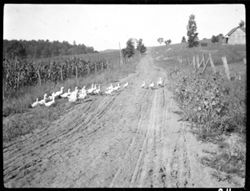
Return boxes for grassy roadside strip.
[154,45,246,182]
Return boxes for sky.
[4,4,245,51]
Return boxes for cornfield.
[3,54,111,95]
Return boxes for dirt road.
[3,50,243,188]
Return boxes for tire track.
[157,88,168,187]
[109,90,152,187]
[4,95,117,185]
[5,50,241,188]
[130,89,159,187]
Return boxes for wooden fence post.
[199,54,205,68]
[209,53,216,74]
[201,55,210,74]
[193,56,196,69]
[221,56,231,80]
[196,55,200,68]
[119,42,123,65]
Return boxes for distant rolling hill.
[101,49,119,53]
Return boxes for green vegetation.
[3,55,107,96]
[3,39,100,96]
[187,14,199,47]
[157,37,164,44]
[154,43,246,180]
[136,39,147,54]
[181,36,186,43]
[3,49,141,143]
[211,34,224,43]
[3,39,97,59]
[164,39,171,46]
[122,38,136,58]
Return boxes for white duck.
[123,82,128,88]
[31,98,39,108]
[48,92,55,100]
[68,89,79,102]
[81,85,86,92]
[38,93,48,105]
[149,82,155,89]
[141,81,146,88]
[93,84,97,93]
[105,88,113,95]
[87,84,95,94]
[105,85,114,95]
[78,88,87,99]
[61,89,71,98]
[45,94,56,107]
[106,84,112,90]
[113,83,120,91]
[116,83,120,90]
[157,77,164,87]
[54,87,64,98]
[71,87,78,94]
[93,84,101,95]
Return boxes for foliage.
[181,36,186,43]
[174,71,245,137]
[157,37,164,44]
[3,55,108,96]
[154,43,246,180]
[211,35,219,43]
[136,39,147,54]
[5,41,27,59]
[165,39,172,46]
[187,14,199,48]
[211,34,224,43]
[200,42,208,47]
[122,38,136,58]
[3,39,97,60]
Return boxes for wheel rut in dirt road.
[4,50,243,187]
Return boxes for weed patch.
[155,44,246,180]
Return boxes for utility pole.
[119,42,123,65]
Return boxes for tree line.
[3,39,98,60]
[122,38,147,58]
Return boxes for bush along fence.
[3,55,108,97]
[171,53,246,143]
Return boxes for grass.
[3,50,140,143]
[154,43,246,180]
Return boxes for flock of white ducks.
[31,77,164,108]
[31,81,129,108]
[141,77,164,89]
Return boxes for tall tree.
[122,38,135,58]
[187,14,199,47]
[164,39,171,46]
[6,40,27,59]
[157,37,164,44]
[181,36,186,43]
[136,39,147,54]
